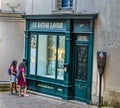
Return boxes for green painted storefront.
[23,14,97,103]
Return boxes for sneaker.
[19,94,22,97]
[24,94,29,97]
[19,94,24,97]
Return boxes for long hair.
[18,61,25,70]
[10,60,17,69]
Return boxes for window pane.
[62,0,68,7]
[77,35,89,41]
[76,46,88,81]
[62,0,73,8]
[57,36,65,80]
[47,36,56,78]
[37,35,47,76]
[30,34,37,75]
[37,35,56,79]
[70,0,73,7]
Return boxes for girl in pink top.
[18,62,29,97]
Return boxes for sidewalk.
[0,92,98,108]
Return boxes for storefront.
[23,14,97,103]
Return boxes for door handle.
[79,83,82,90]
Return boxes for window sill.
[52,9,74,14]
[61,7,73,10]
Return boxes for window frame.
[57,0,73,10]
[61,0,73,9]
[28,32,66,81]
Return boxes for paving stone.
[0,92,98,108]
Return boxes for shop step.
[0,81,10,92]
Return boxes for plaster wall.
[80,0,120,105]
[0,0,1,9]
[0,20,24,81]
[1,0,25,12]
[25,0,52,14]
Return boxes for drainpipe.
[74,0,77,14]
[32,0,33,14]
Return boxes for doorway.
[73,34,93,103]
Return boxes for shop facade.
[24,14,97,103]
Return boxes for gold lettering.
[57,88,62,92]
[38,84,54,90]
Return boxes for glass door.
[74,44,88,102]
[73,34,92,103]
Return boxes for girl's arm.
[21,68,26,82]
[11,66,16,75]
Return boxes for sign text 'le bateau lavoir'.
[32,22,64,29]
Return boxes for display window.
[29,34,65,80]
[30,34,37,75]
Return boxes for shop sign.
[32,22,63,29]
[29,21,66,32]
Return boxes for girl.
[10,60,17,95]
[18,61,29,97]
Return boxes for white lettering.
[32,22,63,29]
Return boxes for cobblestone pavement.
[0,92,98,108]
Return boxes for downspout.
[74,0,77,14]
[32,0,33,14]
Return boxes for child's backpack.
[8,68,11,75]
[16,70,21,79]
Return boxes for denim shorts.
[10,75,16,83]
